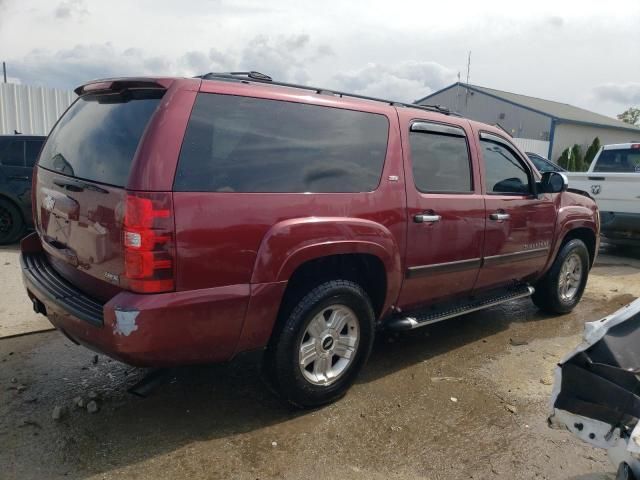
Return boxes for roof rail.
[197,71,456,116]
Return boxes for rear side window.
[38,92,162,187]
[481,140,530,195]
[174,94,389,193]
[409,125,472,193]
[25,140,44,167]
[1,141,25,167]
[594,148,640,173]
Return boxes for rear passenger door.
[398,119,485,310]
[473,131,556,291]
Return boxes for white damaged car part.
[549,298,640,479]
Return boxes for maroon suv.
[21,72,599,407]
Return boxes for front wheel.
[532,239,590,314]
[263,280,375,408]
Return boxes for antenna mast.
[465,51,471,107]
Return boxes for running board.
[386,285,535,331]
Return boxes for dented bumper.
[21,250,250,367]
[549,298,640,478]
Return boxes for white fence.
[512,137,550,158]
[0,83,76,135]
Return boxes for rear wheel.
[532,239,589,314]
[263,280,375,408]
[0,199,24,245]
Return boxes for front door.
[472,130,557,291]
[397,118,485,311]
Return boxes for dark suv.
[0,134,46,244]
[21,73,599,407]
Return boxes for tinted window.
[38,92,162,186]
[526,153,560,173]
[594,148,640,173]
[1,141,25,167]
[0,138,10,158]
[174,94,389,193]
[481,140,530,194]
[25,140,44,167]
[410,131,472,192]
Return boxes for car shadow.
[0,243,21,252]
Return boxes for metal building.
[0,83,76,136]
[416,83,640,161]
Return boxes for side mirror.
[538,171,568,194]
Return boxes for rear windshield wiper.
[53,179,108,194]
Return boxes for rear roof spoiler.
[74,78,172,96]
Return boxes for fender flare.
[250,217,403,315]
[545,217,598,272]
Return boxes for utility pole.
[2,62,6,83]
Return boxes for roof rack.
[197,71,456,116]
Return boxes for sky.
[1,0,639,118]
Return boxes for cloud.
[54,0,88,19]
[332,61,457,103]
[179,49,234,75]
[9,44,171,89]
[7,34,334,89]
[546,16,564,27]
[594,83,640,105]
[237,34,330,84]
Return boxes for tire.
[263,280,375,408]
[0,198,24,245]
[532,239,590,314]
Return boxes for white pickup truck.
[566,142,640,246]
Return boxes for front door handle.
[489,212,510,221]
[414,213,441,223]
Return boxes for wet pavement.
[2,245,639,479]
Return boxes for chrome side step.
[386,285,535,331]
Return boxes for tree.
[571,144,584,171]
[584,137,601,170]
[618,107,640,126]
[557,147,570,170]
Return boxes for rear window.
[38,92,162,187]
[174,93,389,193]
[594,148,640,173]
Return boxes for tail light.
[123,192,175,293]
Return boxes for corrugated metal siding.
[417,86,553,141]
[0,83,76,135]
[512,138,550,157]
[552,123,640,161]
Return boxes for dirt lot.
[2,245,640,479]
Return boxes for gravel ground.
[2,244,639,479]
[0,245,53,338]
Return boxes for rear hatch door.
[35,84,165,301]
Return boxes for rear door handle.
[489,212,510,221]
[414,214,441,223]
[8,175,30,181]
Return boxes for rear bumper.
[20,240,255,367]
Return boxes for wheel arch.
[251,216,403,317]
[559,226,597,268]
